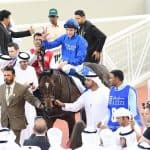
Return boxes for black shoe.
[73,72,85,86]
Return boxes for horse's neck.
[54,70,81,103]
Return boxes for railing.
[103,18,150,86]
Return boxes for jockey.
[42,18,88,84]
[29,33,53,75]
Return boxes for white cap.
[115,107,131,119]
[18,52,30,62]
[47,128,62,146]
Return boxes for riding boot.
[69,68,86,86]
[73,72,86,86]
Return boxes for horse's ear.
[44,69,53,75]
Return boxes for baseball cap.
[48,8,58,17]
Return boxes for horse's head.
[39,70,58,109]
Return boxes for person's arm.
[90,25,106,52]
[0,29,5,53]
[128,88,142,126]
[10,30,31,38]
[130,116,142,141]
[42,35,64,50]
[128,88,137,116]
[69,37,88,65]
[55,95,85,112]
[23,87,42,108]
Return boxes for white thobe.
[0,141,21,150]
[115,124,141,149]
[62,86,110,130]
[15,65,38,90]
[14,65,38,145]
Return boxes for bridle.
[39,70,65,119]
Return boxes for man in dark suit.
[74,10,107,63]
[0,10,34,55]
[0,66,43,144]
[23,117,50,150]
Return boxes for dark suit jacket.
[0,82,41,130]
[79,20,107,63]
[0,23,31,55]
[23,135,50,150]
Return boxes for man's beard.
[5,79,14,85]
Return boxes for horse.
[36,63,110,137]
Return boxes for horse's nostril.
[50,96,55,101]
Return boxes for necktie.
[6,86,11,105]
[7,86,10,95]
[9,58,16,66]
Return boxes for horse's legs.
[63,112,76,138]
[80,108,86,124]
[44,118,55,129]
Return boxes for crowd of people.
[0,7,149,150]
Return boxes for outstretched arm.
[55,95,84,112]
[42,35,64,50]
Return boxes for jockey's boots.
[69,68,86,86]
[73,72,86,86]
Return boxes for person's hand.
[29,26,35,34]
[54,99,65,107]
[42,26,49,41]
[92,51,101,61]
[130,115,135,130]
[97,122,107,129]
[58,61,68,69]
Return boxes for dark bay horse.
[36,63,110,137]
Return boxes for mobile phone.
[29,82,33,86]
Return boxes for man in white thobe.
[14,52,38,145]
[114,107,141,150]
[55,71,110,131]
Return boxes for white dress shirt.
[63,86,110,130]
[5,82,15,105]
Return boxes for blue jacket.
[42,33,88,66]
